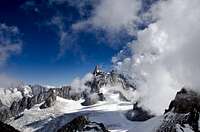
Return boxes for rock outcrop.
[30,85,48,96]
[165,88,200,114]
[86,66,136,94]
[81,93,105,106]
[0,106,11,122]
[83,65,136,106]
[0,85,83,122]
[0,121,20,132]
[157,111,199,132]
[40,89,57,109]
[157,88,200,132]
[54,86,82,101]
[57,116,110,132]
[0,100,3,107]
[126,102,154,121]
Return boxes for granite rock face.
[57,116,110,132]
[157,88,200,132]
[55,86,71,99]
[126,102,154,121]
[83,65,136,105]
[165,88,200,114]
[0,106,11,122]
[157,111,199,132]
[0,100,3,107]
[40,89,57,109]
[0,121,20,132]
[81,93,105,106]
[0,86,81,122]
[85,65,136,94]
[30,85,48,96]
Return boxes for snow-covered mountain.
[0,66,199,132]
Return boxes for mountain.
[0,121,19,132]
[0,66,199,132]
[158,88,200,132]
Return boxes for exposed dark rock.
[157,110,199,132]
[10,100,19,116]
[55,86,71,99]
[57,116,110,132]
[70,93,82,101]
[93,65,102,76]
[81,93,105,106]
[158,88,200,132]
[0,85,83,122]
[86,66,136,95]
[18,97,28,113]
[54,86,82,101]
[126,102,154,121]
[84,65,136,106]
[10,96,37,118]
[37,92,46,104]
[0,121,20,132]
[98,93,106,101]
[40,89,57,109]
[165,88,200,114]
[0,106,11,122]
[30,85,48,96]
[14,113,24,120]
[27,96,37,109]
[0,100,3,107]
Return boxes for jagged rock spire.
[93,65,101,76]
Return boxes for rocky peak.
[93,65,102,76]
[0,121,19,132]
[82,66,136,105]
[165,88,200,114]
[126,102,155,121]
[39,89,57,109]
[158,88,200,132]
[57,116,110,132]
[87,65,136,94]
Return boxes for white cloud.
[73,0,141,32]
[113,0,200,114]
[71,73,93,93]
[71,0,142,49]
[0,23,22,65]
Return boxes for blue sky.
[0,0,133,86]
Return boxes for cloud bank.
[113,0,200,114]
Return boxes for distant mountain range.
[0,66,199,132]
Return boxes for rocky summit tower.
[93,65,101,76]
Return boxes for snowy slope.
[0,88,23,107]
[9,93,163,132]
